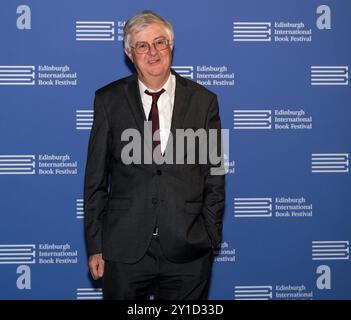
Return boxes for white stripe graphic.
[76,21,114,41]
[76,199,84,219]
[233,22,271,42]
[234,198,272,217]
[234,110,272,129]
[235,285,272,300]
[0,66,35,85]
[0,155,35,174]
[311,66,348,85]
[172,66,194,79]
[76,110,93,130]
[76,288,103,300]
[311,153,349,173]
[312,241,349,260]
[0,244,36,264]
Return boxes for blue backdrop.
[0,0,350,300]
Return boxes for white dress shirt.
[138,73,176,155]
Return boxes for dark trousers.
[102,235,214,300]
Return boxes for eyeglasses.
[131,38,171,54]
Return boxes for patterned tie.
[145,88,165,157]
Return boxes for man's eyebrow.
[153,36,167,41]
[134,36,167,44]
[135,36,166,43]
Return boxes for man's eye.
[137,43,148,49]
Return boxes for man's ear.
[124,48,134,62]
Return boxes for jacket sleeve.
[202,94,226,249]
[83,92,111,256]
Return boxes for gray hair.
[124,10,174,51]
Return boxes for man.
[84,10,225,300]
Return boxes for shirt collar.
[138,72,174,98]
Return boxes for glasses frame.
[130,38,171,54]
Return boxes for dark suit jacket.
[84,70,225,263]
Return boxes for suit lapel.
[124,74,146,133]
[170,71,190,133]
[163,71,190,158]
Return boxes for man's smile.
[148,58,161,65]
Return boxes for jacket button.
[156,169,162,176]
[152,197,158,205]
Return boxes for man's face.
[125,23,173,82]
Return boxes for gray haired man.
[84,10,225,300]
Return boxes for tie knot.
[145,88,165,103]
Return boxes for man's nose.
[148,43,158,56]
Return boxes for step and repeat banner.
[0,0,350,300]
